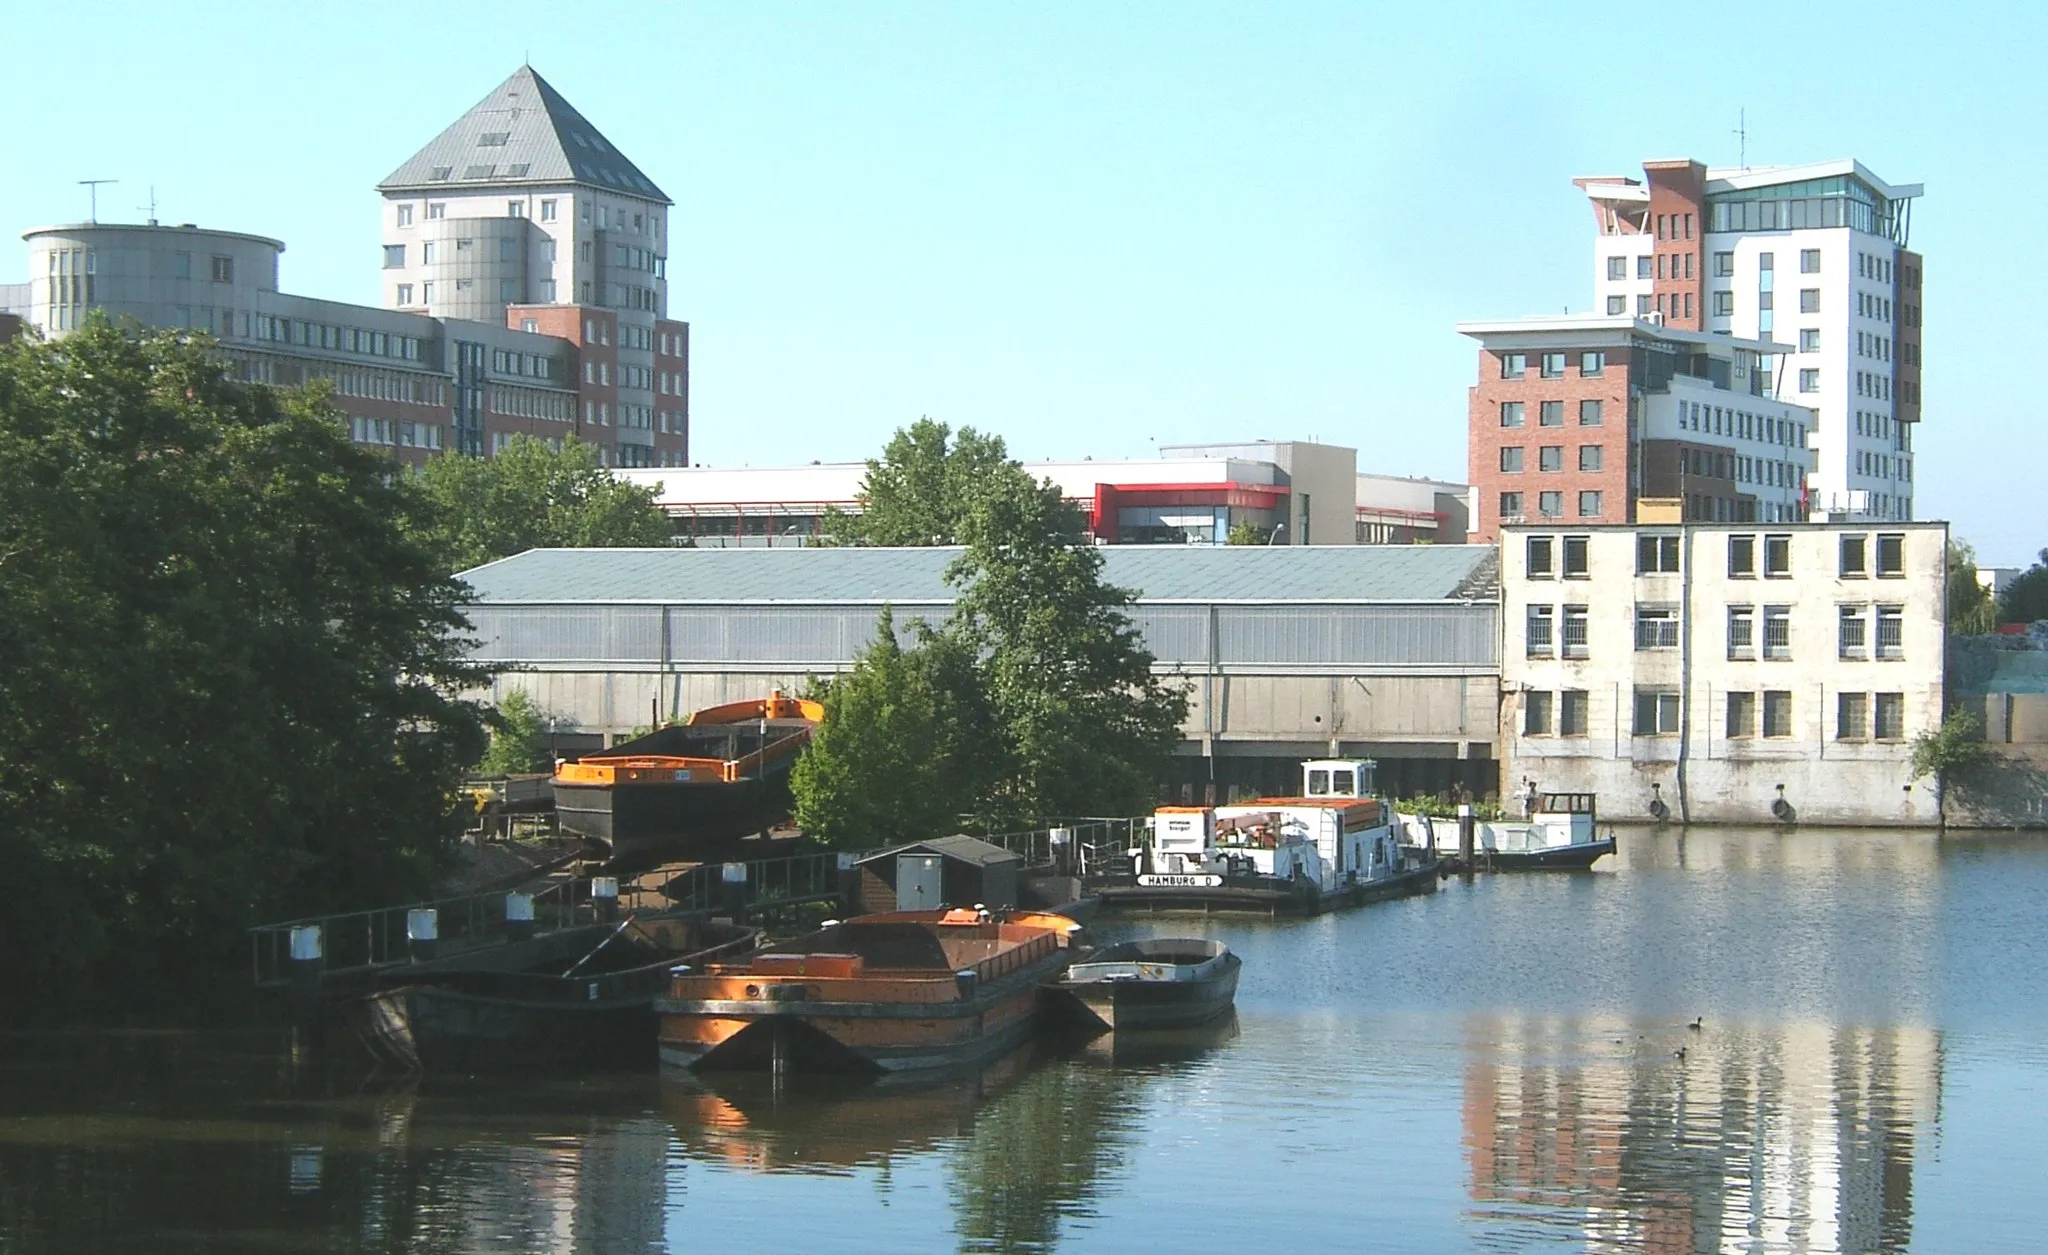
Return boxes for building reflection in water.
[1463,826,1945,1254]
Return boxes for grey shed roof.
[857,835,1023,868]
[379,67,670,203]
[458,544,1500,605]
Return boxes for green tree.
[1997,548,2048,624]
[479,688,550,775]
[0,318,490,1004]
[1947,540,1999,636]
[824,417,1054,546]
[1911,707,1987,781]
[1226,519,1270,546]
[412,434,673,572]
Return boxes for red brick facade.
[1644,160,1706,332]
[1467,346,1631,542]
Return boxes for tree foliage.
[1997,547,2048,625]
[1947,540,1999,636]
[479,688,550,776]
[411,434,672,573]
[796,423,1186,840]
[1910,707,1987,781]
[1226,519,1270,546]
[0,319,491,1004]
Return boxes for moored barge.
[1396,792,1616,871]
[655,908,1084,1075]
[1053,938,1240,1031]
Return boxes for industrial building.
[458,543,1503,800]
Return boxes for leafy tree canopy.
[825,417,1083,546]
[0,318,491,1004]
[411,434,672,573]
[1997,547,2048,625]
[1947,540,1998,636]
[479,688,551,776]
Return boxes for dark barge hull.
[553,774,792,868]
[1093,862,1438,917]
[1444,838,1617,873]
[1057,942,1241,1031]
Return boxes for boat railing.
[975,817,1147,873]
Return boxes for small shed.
[853,836,1021,914]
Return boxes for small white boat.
[1397,792,1615,870]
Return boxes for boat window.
[1307,770,1330,796]
[1330,770,1355,795]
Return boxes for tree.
[1997,548,2048,625]
[1226,519,1270,546]
[824,417,1052,546]
[479,688,550,775]
[1947,540,1998,636]
[1910,707,1987,782]
[0,318,491,1004]
[411,434,673,573]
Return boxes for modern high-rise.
[1577,159,1922,520]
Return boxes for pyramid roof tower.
[378,67,670,204]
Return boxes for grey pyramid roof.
[378,67,670,204]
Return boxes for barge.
[655,908,1084,1075]
[552,694,822,870]
[1052,938,1240,1031]
[1397,792,1615,871]
[1095,760,1438,916]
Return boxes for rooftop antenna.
[137,185,159,226]
[1733,109,1750,171]
[79,178,117,223]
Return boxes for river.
[2,827,2043,1253]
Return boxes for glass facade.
[1706,175,1909,244]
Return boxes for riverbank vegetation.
[409,433,672,572]
[0,321,493,1007]
[793,420,1187,844]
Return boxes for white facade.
[1500,522,1947,827]
[1586,160,1922,521]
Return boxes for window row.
[1524,604,1590,658]
[1500,399,1602,428]
[1524,687,1903,742]
[1499,444,1604,473]
[1499,491,1602,522]
[488,348,557,381]
[1674,400,1805,450]
[1499,351,1605,380]
[350,417,442,450]
[487,384,575,423]
[250,314,421,362]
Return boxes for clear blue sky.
[3,2,2041,564]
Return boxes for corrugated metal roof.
[459,544,1500,605]
[379,67,670,204]
[856,835,1023,868]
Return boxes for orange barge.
[655,908,1084,1075]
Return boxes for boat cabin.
[1301,759,1377,800]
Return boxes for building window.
[500,278,517,304]
[383,244,405,268]
[420,281,434,303]
[1727,691,1756,739]
[1762,690,1793,738]
[1728,534,1755,577]
[1578,490,1603,518]
[1538,491,1563,518]
[1500,447,1524,473]
[1538,400,1564,427]
[423,241,437,264]
[1562,605,1589,658]
[1559,690,1589,736]
[1801,248,1822,274]
[540,199,558,222]
[1837,692,1869,740]
[499,238,517,263]
[1637,295,1653,316]
[1633,689,1680,736]
[1500,401,1525,428]
[1874,692,1905,741]
[1539,446,1563,472]
[427,202,446,220]
[1500,352,1527,378]
[1636,256,1653,280]
[1876,605,1904,659]
[1580,351,1604,377]
[1562,536,1589,578]
[1763,606,1792,659]
[210,255,233,283]
[1635,605,1679,650]
[1839,605,1869,658]
[1607,295,1626,315]
[1876,533,1905,577]
[1713,251,1734,277]
[1606,256,1627,281]
[1636,534,1680,574]
[1764,534,1791,577]
[1527,536,1554,578]
[1841,534,1868,577]
[1524,691,1553,735]
[1579,399,1603,426]
[1540,352,1566,379]
[508,200,525,219]
[396,283,414,306]
[1800,328,1821,353]
[1728,606,1755,658]
[396,204,414,227]
[1526,604,1555,656]
[1499,491,1524,521]
[1798,368,1820,393]
[1713,291,1734,317]
[1800,288,1820,313]
[1578,445,1603,473]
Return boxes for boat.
[351,914,760,1072]
[655,907,1084,1075]
[551,693,822,870]
[1093,760,1438,916]
[1051,938,1240,1031]
[1396,792,1616,871]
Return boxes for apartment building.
[0,67,689,470]
[1500,521,1946,827]
[1578,160,1922,520]
[1461,315,1816,542]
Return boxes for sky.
[2,2,2043,564]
